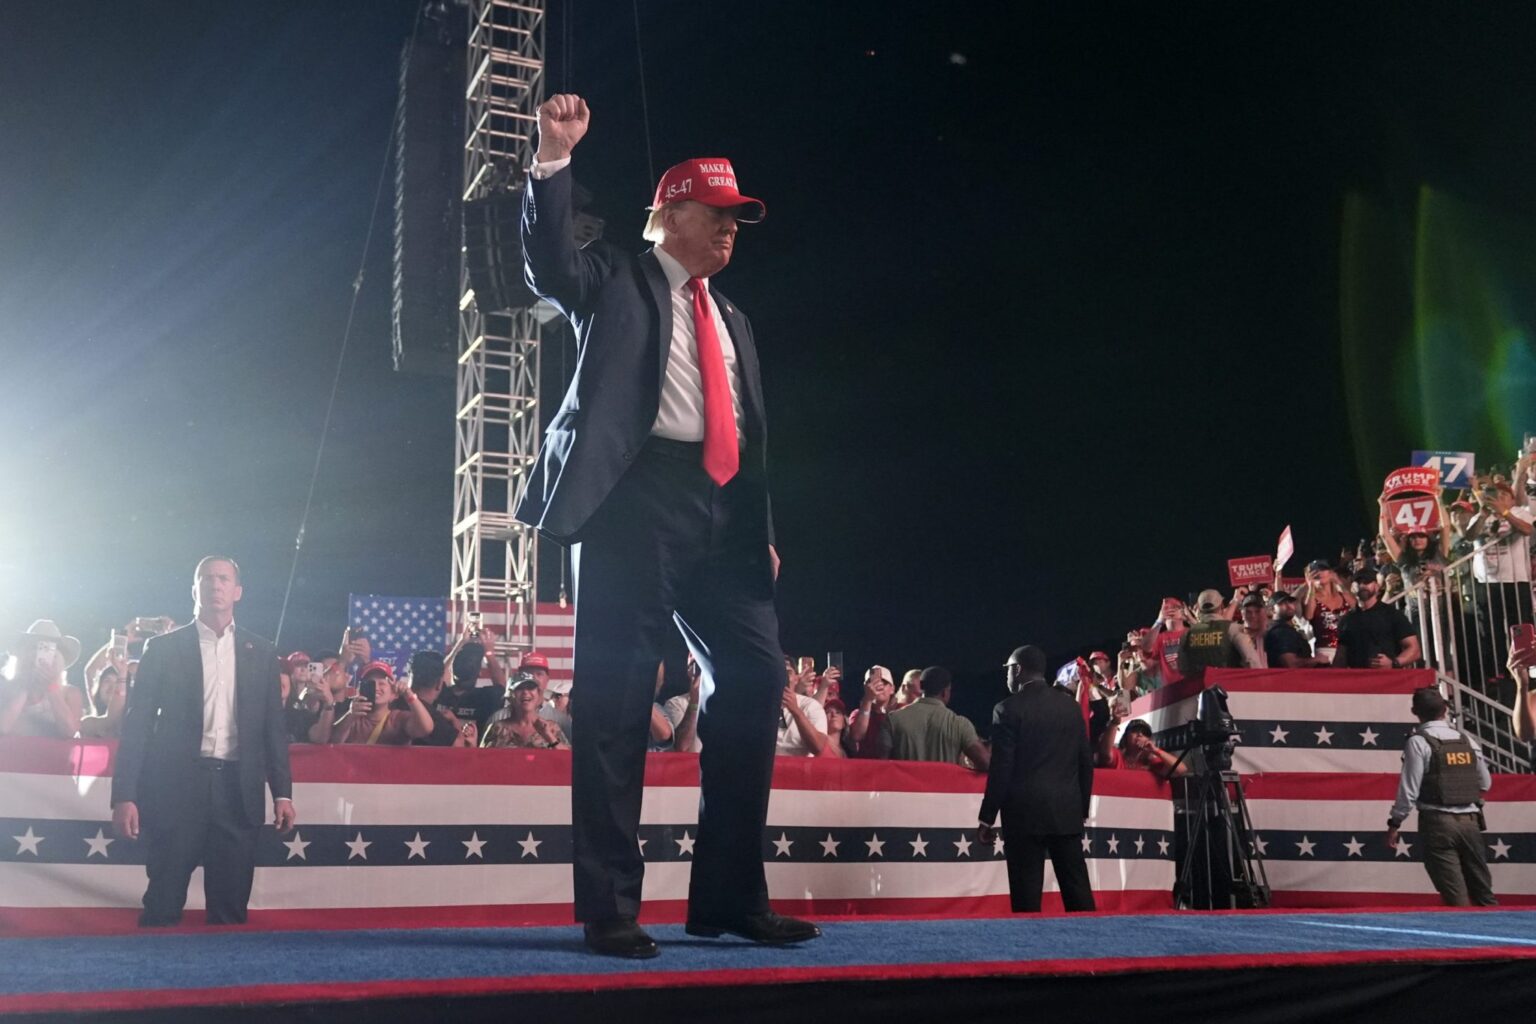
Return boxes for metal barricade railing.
[1439,672,1531,774]
[1387,534,1533,771]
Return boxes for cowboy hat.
[10,620,82,669]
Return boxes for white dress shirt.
[196,618,240,760]
[530,155,746,445]
[647,246,745,444]
[777,694,828,757]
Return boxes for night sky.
[5,2,1536,717]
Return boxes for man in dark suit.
[978,645,1096,913]
[111,556,295,926]
[516,94,816,958]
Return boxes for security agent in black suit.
[978,645,1096,913]
[111,556,296,926]
[517,95,817,958]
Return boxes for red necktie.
[688,277,739,486]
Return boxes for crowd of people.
[5,455,1536,768]
[4,560,1533,780]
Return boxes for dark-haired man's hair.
[918,666,952,696]
[1411,686,1448,723]
[1015,645,1047,675]
[194,555,242,583]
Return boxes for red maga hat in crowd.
[521,652,550,670]
[650,158,765,222]
[359,660,394,679]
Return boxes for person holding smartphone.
[1,620,86,739]
[1507,643,1536,743]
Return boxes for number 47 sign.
[1387,496,1441,532]
[1412,450,1476,488]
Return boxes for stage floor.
[6,908,1536,1021]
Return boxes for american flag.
[1130,667,1426,774]
[347,596,449,676]
[351,596,575,681]
[0,742,1184,930]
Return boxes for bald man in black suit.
[978,645,1096,913]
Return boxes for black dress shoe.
[685,910,821,944]
[583,917,660,959]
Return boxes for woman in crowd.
[1096,709,1188,780]
[1299,559,1355,662]
[1379,494,1451,593]
[330,662,434,745]
[1117,641,1158,697]
[821,698,850,758]
[481,675,570,749]
[79,656,128,739]
[0,620,85,739]
[893,669,922,710]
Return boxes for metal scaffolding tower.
[451,0,545,654]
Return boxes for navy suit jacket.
[979,679,1095,835]
[111,623,292,828]
[514,166,775,555]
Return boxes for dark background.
[5,1,1535,719]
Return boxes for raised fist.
[537,93,590,162]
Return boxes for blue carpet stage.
[4,909,1535,1022]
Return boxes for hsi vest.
[1415,725,1483,806]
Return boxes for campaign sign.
[1412,450,1475,489]
[1276,525,1295,570]
[1227,555,1273,589]
[1279,577,1307,594]
[1382,466,1442,498]
[1386,496,1442,533]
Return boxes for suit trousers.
[1001,825,1097,913]
[140,760,261,926]
[569,440,784,923]
[1419,810,1497,907]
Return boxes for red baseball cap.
[650,158,765,222]
[1089,651,1110,663]
[521,652,550,670]
[359,660,394,680]
[281,651,311,671]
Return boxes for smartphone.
[111,631,129,658]
[826,651,844,674]
[1114,688,1133,717]
[797,655,815,674]
[308,661,325,680]
[1510,623,1536,657]
[468,611,483,639]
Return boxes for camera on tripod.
[1161,686,1240,772]
[1163,686,1271,910]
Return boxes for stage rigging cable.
[274,2,429,645]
